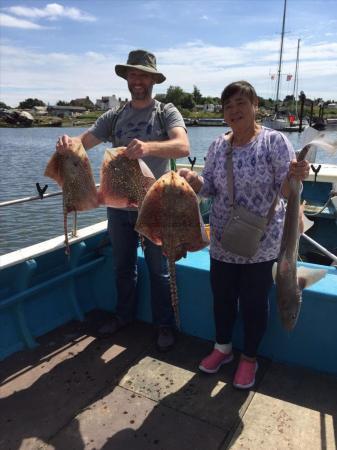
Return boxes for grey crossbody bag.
[220,138,278,257]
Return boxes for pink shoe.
[199,349,234,373]
[233,359,258,389]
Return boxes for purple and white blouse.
[200,127,295,264]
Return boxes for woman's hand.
[287,159,310,181]
[177,168,203,193]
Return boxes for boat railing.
[0,184,101,208]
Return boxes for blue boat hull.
[1,231,336,375]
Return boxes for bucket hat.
[115,49,166,84]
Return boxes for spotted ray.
[98,147,155,208]
[135,171,210,327]
[44,141,99,254]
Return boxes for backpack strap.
[111,103,128,145]
[156,102,168,138]
[157,101,177,171]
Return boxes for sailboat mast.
[292,38,301,117]
[275,0,287,113]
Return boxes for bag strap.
[226,134,278,223]
[157,102,177,171]
[111,103,128,144]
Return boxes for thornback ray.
[98,147,155,208]
[274,136,337,331]
[135,171,210,328]
[44,142,99,255]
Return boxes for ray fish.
[98,147,155,208]
[44,141,99,254]
[135,171,210,327]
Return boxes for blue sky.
[1,0,337,107]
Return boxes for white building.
[96,95,120,111]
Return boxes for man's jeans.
[107,208,174,327]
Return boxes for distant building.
[32,106,48,115]
[70,96,95,110]
[203,104,215,112]
[47,105,87,117]
[195,104,222,113]
[96,95,120,111]
[327,103,337,109]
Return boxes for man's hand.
[56,135,76,154]
[125,139,150,159]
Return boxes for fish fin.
[44,152,64,186]
[138,158,156,179]
[301,126,320,146]
[297,266,327,289]
[272,262,278,282]
[307,138,337,155]
[302,214,314,233]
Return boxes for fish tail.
[272,262,278,282]
[297,266,327,289]
[168,256,180,329]
[63,198,70,256]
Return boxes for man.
[56,49,190,351]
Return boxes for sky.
[1,0,337,107]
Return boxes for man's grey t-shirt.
[88,100,186,179]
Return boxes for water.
[1,125,337,255]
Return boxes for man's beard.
[128,83,153,101]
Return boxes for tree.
[192,85,203,104]
[257,96,266,107]
[165,86,185,107]
[154,93,167,103]
[56,100,71,106]
[0,101,9,109]
[19,98,46,109]
[283,95,294,103]
[203,96,215,105]
[181,93,195,110]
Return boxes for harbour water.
[1,125,337,255]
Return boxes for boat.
[183,117,228,126]
[262,1,308,132]
[1,158,337,448]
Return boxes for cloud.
[0,13,44,29]
[1,38,337,107]
[5,3,96,22]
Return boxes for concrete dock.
[1,310,336,450]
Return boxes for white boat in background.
[263,114,308,132]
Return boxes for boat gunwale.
[0,220,108,270]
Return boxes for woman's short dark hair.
[221,81,258,109]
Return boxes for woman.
[179,81,309,389]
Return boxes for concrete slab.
[225,363,337,450]
[0,311,155,450]
[119,333,269,434]
[46,385,225,450]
